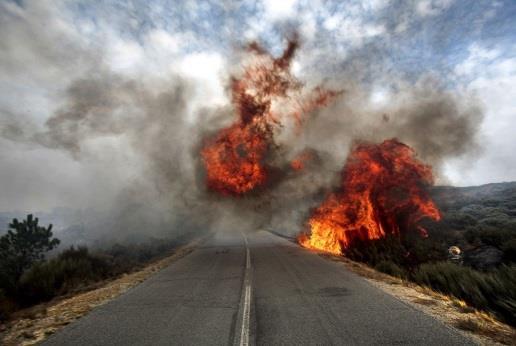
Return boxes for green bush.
[0,227,196,321]
[443,212,476,230]
[0,215,59,295]
[502,239,516,263]
[19,246,111,305]
[375,260,406,278]
[346,232,448,271]
[478,228,515,248]
[346,235,406,267]
[412,262,516,326]
[464,227,516,249]
[16,240,182,307]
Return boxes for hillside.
[430,182,516,268]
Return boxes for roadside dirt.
[0,238,203,346]
[320,253,516,346]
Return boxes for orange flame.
[298,139,441,255]
[201,38,339,196]
[290,150,314,171]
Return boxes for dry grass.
[411,297,438,306]
[319,253,516,346]
[456,318,484,332]
[0,238,204,346]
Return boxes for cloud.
[445,43,516,185]
[0,0,514,242]
[416,0,454,17]
[0,1,231,241]
[176,52,226,106]
[324,15,386,47]
[455,44,501,76]
[262,0,299,20]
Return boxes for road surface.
[44,231,475,345]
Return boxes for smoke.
[0,1,486,242]
[21,73,202,240]
[243,55,484,237]
[298,76,484,176]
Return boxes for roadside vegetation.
[346,182,516,327]
[0,214,193,321]
[2,182,515,330]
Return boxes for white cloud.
[446,44,516,185]
[369,87,389,107]
[106,38,145,73]
[177,52,227,107]
[262,0,298,19]
[147,29,182,54]
[416,0,454,17]
[298,10,317,40]
[362,0,390,12]
[244,16,267,40]
[325,15,386,47]
[455,44,500,76]
[323,15,340,31]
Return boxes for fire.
[201,38,339,196]
[290,150,314,171]
[298,139,441,255]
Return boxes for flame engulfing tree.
[299,139,441,255]
[201,38,339,196]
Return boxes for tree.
[0,215,60,294]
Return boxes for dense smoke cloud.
[298,77,484,173]
[0,1,489,242]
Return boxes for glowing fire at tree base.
[298,139,441,255]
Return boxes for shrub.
[0,288,17,321]
[444,212,476,230]
[478,229,515,248]
[346,235,407,267]
[105,240,178,275]
[0,230,193,320]
[502,239,516,263]
[412,262,516,326]
[346,232,447,271]
[375,260,406,278]
[19,246,111,305]
[0,215,59,295]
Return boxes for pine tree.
[0,214,60,294]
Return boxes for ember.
[290,150,314,171]
[298,139,441,255]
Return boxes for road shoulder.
[0,237,204,346]
[318,253,515,345]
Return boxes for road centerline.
[237,232,252,346]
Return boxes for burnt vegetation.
[347,182,516,326]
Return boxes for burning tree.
[201,38,339,196]
[200,37,442,258]
[298,139,441,255]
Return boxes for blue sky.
[60,0,515,76]
[0,0,515,211]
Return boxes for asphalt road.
[44,231,475,345]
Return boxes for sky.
[0,0,515,212]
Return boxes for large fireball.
[201,39,339,196]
